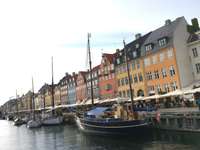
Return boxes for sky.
[0,0,199,105]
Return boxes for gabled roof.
[115,32,151,65]
[187,33,200,43]
[102,53,115,63]
[141,17,185,56]
[92,64,100,71]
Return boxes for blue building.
[67,72,77,104]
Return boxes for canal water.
[0,120,200,150]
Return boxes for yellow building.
[54,84,61,106]
[115,33,151,97]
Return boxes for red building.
[99,53,117,99]
[76,71,88,103]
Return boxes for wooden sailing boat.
[27,77,41,128]
[76,36,150,135]
[42,57,63,125]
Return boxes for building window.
[135,43,139,49]
[145,44,152,51]
[105,84,112,91]
[121,78,125,86]
[157,85,162,93]
[125,77,129,85]
[167,48,173,58]
[123,91,126,97]
[127,90,130,97]
[133,51,137,58]
[192,48,198,57]
[119,91,122,97]
[169,65,176,76]
[132,62,135,70]
[152,55,157,64]
[196,63,200,74]
[161,68,167,78]
[154,70,159,79]
[160,53,164,62]
[171,82,178,91]
[136,60,140,69]
[144,58,150,66]
[163,83,170,92]
[130,75,133,83]
[146,72,153,80]
[134,74,138,83]
[148,86,154,93]
[158,38,167,47]
[138,73,143,82]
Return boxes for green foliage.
[187,25,195,33]
[187,18,200,33]
[192,18,200,32]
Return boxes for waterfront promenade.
[158,107,199,113]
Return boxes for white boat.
[41,57,63,126]
[27,77,42,128]
[13,118,24,126]
[27,120,41,128]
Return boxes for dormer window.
[116,58,120,64]
[145,44,153,52]
[158,38,167,47]
[132,51,137,58]
[135,43,139,49]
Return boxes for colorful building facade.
[76,71,87,103]
[99,53,117,99]
[67,72,77,104]
[86,65,100,100]
[188,30,200,84]
[115,33,151,97]
[141,17,193,95]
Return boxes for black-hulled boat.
[75,35,151,135]
[76,106,150,135]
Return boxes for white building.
[188,31,200,85]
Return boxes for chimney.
[72,72,76,77]
[65,72,69,76]
[165,19,171,25]
[135,33,141,40]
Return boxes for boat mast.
[123,40,134,114]
[15,90,18,116]
[51,56,55,115]
[87,33,94,105]
[32,77,35,120]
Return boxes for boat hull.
[42,116,63,125]
[27,120,41,128]
[76,117,150,135]
[13,118,24,126]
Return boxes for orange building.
[76,71,88,103]
[142,17,193,95]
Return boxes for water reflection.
[0,120,200,150]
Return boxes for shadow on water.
[75,128,200,150]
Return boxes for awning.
[143,94,161,101]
